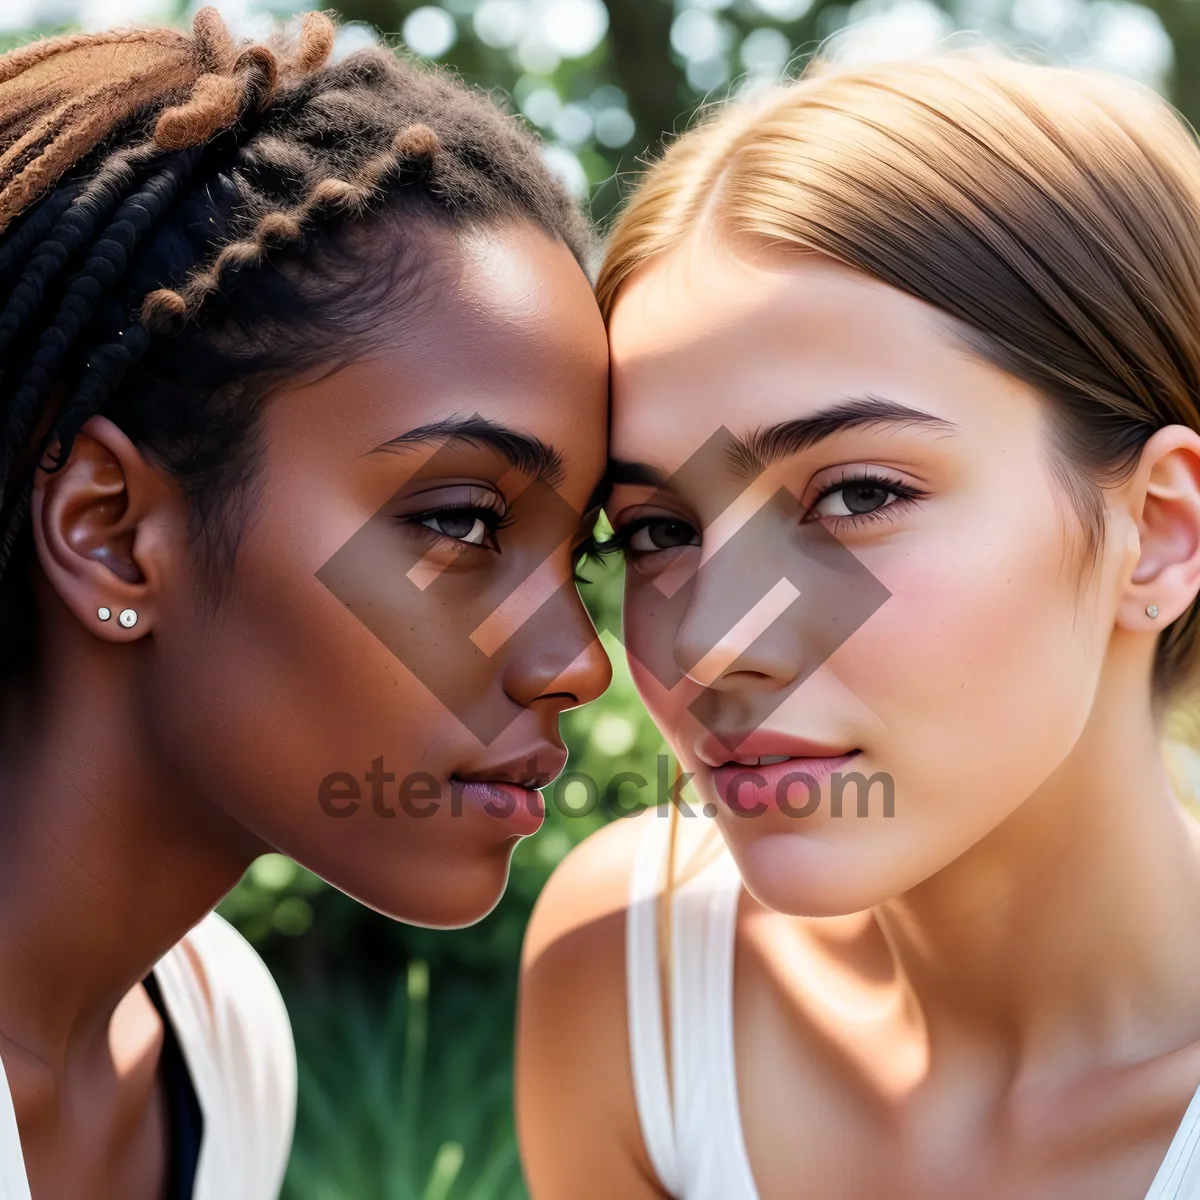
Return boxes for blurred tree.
[596,0,681,151]
[1141,0,1200,125]
[310,0,1185,230]
[1,0,1188,223]
[324,0,895,223]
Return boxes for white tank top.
[625,812,1200,1199]
[0,912,296,1200]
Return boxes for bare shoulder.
[522,803,662,969]
[517,806,669,1200]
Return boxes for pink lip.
[710,753,860,818]
[697,730,854,769]
[455,743,568,789]
[450,741,564,838]
[452,780,545,836]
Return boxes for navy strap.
[143,971,204,1200]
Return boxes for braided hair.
[0,8,593,676]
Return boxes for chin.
[347,850,516,929]
[725,830,907,918]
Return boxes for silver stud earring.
[97,606,111,621]
[1146,604,1160,619]
[118,608,138,628]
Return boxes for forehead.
[417,220,607,391]
[450,222,603,353]
[271,220,609,508]
[606,241,1011,474]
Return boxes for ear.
[31,415,183,641]
[1117,424,1200,632]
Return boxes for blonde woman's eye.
[810,480,907,519]
[626,518,700,553]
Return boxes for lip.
[450,780,545,836]
[451,743,567,837]
[710,752,861,817]
[697,731,856,770]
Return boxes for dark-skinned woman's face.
[144,222,610,926]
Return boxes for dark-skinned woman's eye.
[414,509,504,547]
[425,513,484,543]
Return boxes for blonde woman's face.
[606,241,1130,916]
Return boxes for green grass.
[283,960,528,1200]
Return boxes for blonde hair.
[604,54,1200,1103]
[599,51,1200,700]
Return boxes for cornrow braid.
[0,8,593,676]
[15,149,207,470]
[0,9,337,521]
[0,186,75,289]
[143,121,441,333]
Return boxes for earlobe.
[1120,426,1200,630]
[31,414,176,640]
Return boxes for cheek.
[725,506,1109,915]
[148,536,455,821]
[847,504,1105,808]
[143,525,514,926]
[626,648,691,750]
[170,560,444,758]
[622,568,704,754]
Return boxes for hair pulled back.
[599,53,1200,699]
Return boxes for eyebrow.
[607,394,956,489]
[371,414,565,489]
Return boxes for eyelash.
[602,470,926,555]
[403,502,598,586]
[401,502,515,551]
[807,469,925,529]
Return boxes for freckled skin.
[1,220,611,1198]
[518,238,1200,1200]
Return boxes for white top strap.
[626,813,758,1200]
[669,841,757,1199]
[1146,1076,1200,1199]
[0,1052,29,1200]
[627,811,683,1196]
[0,912,295,1200]
[154,912,296,1200]
[693,850,759,1199]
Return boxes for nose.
[672,500,812,692]
[501,578,612,712]
[672,495,892,695]
[675,557,806,692]
[677,576,805,689]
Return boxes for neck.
[0,648,260,1071]
[877,677,1200,1076]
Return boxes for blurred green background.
[7,0,1200,1195]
